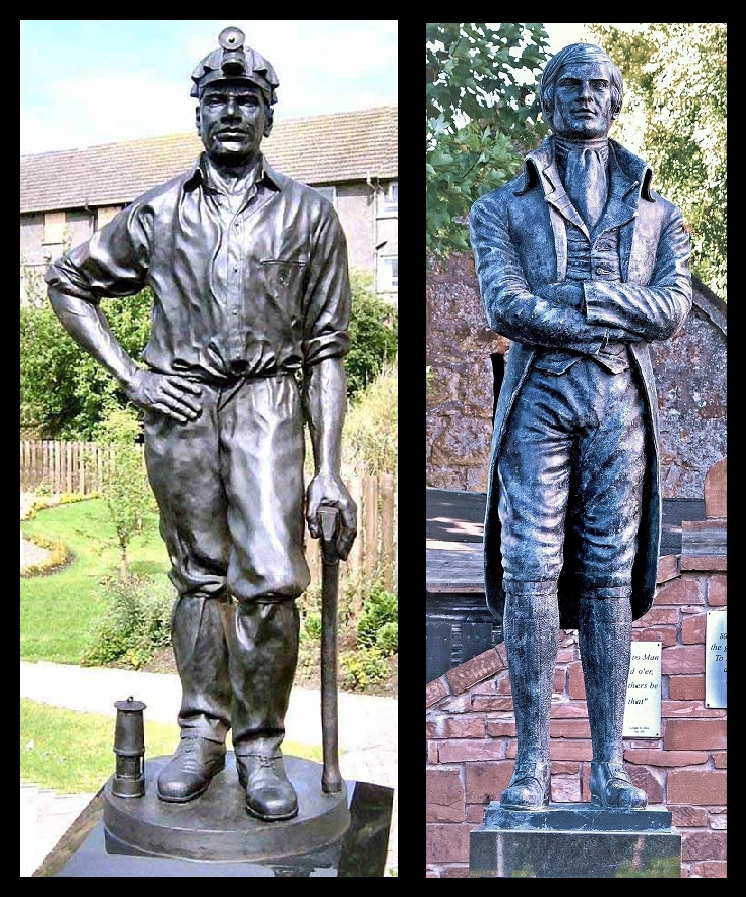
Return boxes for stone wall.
[425,459,727,879]
[426,253,726,499]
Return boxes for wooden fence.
[20,440,397,591]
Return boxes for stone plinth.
[470,803,681,878]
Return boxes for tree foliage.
[426,22,551,268]
[345,269,398,400]
[587,23,727,300]
[93,406,156,578]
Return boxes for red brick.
[639,607,679,625]
[713,751,727,769]
[708,576,727,607]
[691,862,728,878]
[681,613,707,644]
[662,644,705,674]
[465,761,512,804]
[625,749,708,767]
[426,721,437,738]
[671,806,708,827]
[551,761,580,775]
[681,831,727,862]
[709,812,727,830]
[442,866,471,877]
[426,824,471,863]
[467,804,485,823]
[664,719,727,751]
[485,720,516,738]
[426,768,465,822]
[636,625,677,647]
[494,642,508,668]
[551,775,581,803]
[438,739,505,763]
[551,702,589,719]
[471,696,513,712]
[662,700,724,718]
[567,661,586,698]
[494,674,512,695]
[625,766,664,804]
[704,458,727,518]
[442,716,486,738]
[445,648,504,696]
[549,740,592,761]
[668,769,727,805]
[427,677,449,707]
[655,576,704,605]
[441,695,471,713]
[428,741,438,764]
[668,675,705,701]
[550,719,591,738]
[657,554,680,583]
[553,668,566,693]
[680,555,726,572]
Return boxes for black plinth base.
[471,803,681,878]
[103,753,349,862]
[32,773,393,877]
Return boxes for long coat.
[469,136,692,631]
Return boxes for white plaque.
[706,611,727,709]
[622,641,661,737]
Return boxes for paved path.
[20,660,397,876]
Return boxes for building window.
[379,256,398,291]
[382,181,398,214]
[43,211,65,246]
[311,185,336,206]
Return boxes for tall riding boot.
[157,593,232,801]
[227,598,300,820]
[500,586,558,810]
[579,594,647,808]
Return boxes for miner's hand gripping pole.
[319,505,342,793]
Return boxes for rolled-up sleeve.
[44,202,153,303]
[300,204,351,366]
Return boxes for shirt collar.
[184,152,283,194]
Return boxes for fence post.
[363,475,378,581]
[380,473,395,590]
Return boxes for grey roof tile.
[21,106,397,213]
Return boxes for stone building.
[21,106,398,304]
[426,252,726,500]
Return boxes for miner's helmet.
[190,26,279,106]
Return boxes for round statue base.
[102,753,350,863]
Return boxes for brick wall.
[426,458,727,878]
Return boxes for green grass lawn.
[20,700,321,793]
[20,499,169,663]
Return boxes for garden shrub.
[375,620,398,656]
[81,572,175,669]
[356,581,398,649]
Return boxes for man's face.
[197,81,269,164]
[550,61,616,140]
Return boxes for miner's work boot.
[236,739,299,821]
[156,736,226,802]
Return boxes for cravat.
[561,144,608,230]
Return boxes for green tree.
[21,283,153,439]
[345,269,398,400]
[94,406,156,578]
[587,23,727,300]
[426,22,551,269]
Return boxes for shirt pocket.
[260,257,308,297]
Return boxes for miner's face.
[550,61,616,140]
[197,81,270,164]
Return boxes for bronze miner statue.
[469,42,691,811]
[46,26,357,822]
